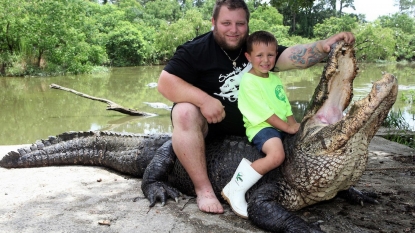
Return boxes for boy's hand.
[286,123,300,134]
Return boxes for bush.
[106,22,150,66]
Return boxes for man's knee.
[172,103,207,131]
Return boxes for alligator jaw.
[301,73,398,153]
[341,73,398,142]
[299,41,398,151]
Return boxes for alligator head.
[281,41,398,210]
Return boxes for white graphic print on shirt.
[214,63,252,102]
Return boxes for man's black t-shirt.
[164,31,287,137]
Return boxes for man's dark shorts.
[251,127,286,152]
[170,103,246,140]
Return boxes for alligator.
[0,41,398,233]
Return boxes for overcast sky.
[341,0,399,21]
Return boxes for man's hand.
[199,97,226,124]
[321,32,355,53]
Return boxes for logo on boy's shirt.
[275,85,287,102]
[214,63,252,102]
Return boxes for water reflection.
[0,63,414,145]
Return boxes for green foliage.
[2,0,415,76]
[354,23,396,62]
[117,0,145,23]
[249,5,290,39]
[379,13,415,34]
[0,0,29,75]
[382,109,414,149]
[141,0,182,27]
[378,13,415,61]
[250,5,284,25]
[400,90,415,104]
[313,15,358,39]
[248,5,291,44]
[106,22,150,66]
[155,9,211,61]
[197,0,216,20]
[383,109,411,130]
[0,0,110,75]
[270,0,326,37]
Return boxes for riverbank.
[1,135,414,232]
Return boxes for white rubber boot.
[221,158,262,219]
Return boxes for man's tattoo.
[289,42,325,68]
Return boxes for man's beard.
[213,26,248,51]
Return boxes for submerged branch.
[49,83,156,116]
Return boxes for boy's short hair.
[246,31,278,53]
[212,0,250,23]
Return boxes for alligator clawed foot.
[143,181,182,207]
[337,187,379,206]
[309,221,325,233]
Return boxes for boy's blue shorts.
[251,127,286,152]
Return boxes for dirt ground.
[0,132,414,233]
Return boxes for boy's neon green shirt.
[238,72,293,141]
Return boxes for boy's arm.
[287,115,298,125]
[266,114,299,135]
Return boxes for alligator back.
[0,131,171,177]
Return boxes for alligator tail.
[0,131,171,177]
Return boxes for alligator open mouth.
[302,41,356,128]
[299,41,398,149]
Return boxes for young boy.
[221,31,300,218]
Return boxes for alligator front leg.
[336,187,379,206]
[141,140,181,206]
[248,184,324,233]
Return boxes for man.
[157,0,355,214]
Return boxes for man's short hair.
[212,0,250,23]
[246,31,278,53]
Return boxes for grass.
[382,109,415,149]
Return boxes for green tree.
[249,5,290,42]
[313,15,358,39]
[4,0,415,75]
[155,8,210,61]
[378,13,414,34]
[0,0,24,73]
[323,0,355,17]
[395,0,415,16]
[106,21,151,66]
[141,0,182,27]
[354,23,395,62]
[198,0,216,20]
[270,0,315,34]
[118,0,145,23]
[25,0,108,74]
[378,13,415,61]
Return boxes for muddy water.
[1,63,414,145]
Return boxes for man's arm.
[275,32,355,72]
[158,70,225,123]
